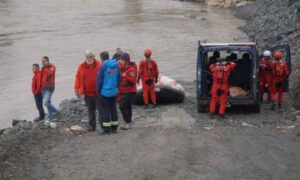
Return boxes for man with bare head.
[75,50,102,131]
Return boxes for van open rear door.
[270,45,291,92]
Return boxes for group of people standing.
[208,50,289,119]
[32,48,159,135]
[259,50,289,110]
[74,48,159,134]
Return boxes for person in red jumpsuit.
[118,52,137,130]
[270,51,289,111]
[209,59,236,119]
[138,49,159,107]
[259,50,273,102]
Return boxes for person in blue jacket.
[97,51,120,135]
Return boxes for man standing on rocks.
[270,51,290,111]
[97,51,120,135]
[118,52,137,130]
[75,51,102,131]
[112,48,123,61]
[41,56,59,119]
[209,59,236,119]
[259,50,273,102]
[32,64,45,121]
[138,49,159,107]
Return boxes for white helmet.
[263,50,271,57]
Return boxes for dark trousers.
[119,93,135,124]
[85,95,100,129]
[99,95,118,133]
[34,93,45,120]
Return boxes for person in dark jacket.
[32,64,45,121]
[74,51,102,131]
[97,51,120,135]
[118,52,137,130]
[112,48,123,61]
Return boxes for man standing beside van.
[209,59,236,119]
[138,49,159,107]
[75,51,102,131]
[259,50,273,102]
[41,56,59,119]
[270,51,289,111]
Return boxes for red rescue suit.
[270,60,289,104]
[41,64,56,89]
[74,60,102,97]
[119,62,137,95]
[209,62,236,115]
[138,59,159,105]
[259,58,272,100]
[32,70,42,95]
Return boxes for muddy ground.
[0,82,299,180]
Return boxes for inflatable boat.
[133,75,185,105]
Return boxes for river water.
[0,0,247,128]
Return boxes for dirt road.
[42,127,299,180]
[1,82,299,180]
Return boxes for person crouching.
[209,59,236,119]
[118,52,137,130]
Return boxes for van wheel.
[197,101,207,113]
[253,103,260,113]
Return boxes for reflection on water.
[0,0,247,128]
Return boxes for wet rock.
[242,122,254,127]
[203,126,214,130]
[2,127,18,136]
[81,119,88,123]
[70,125,87,135]
[0,128,6,135]
[184,13,197,19]
[204,0,252,7]
[276,125,296,130]
[200,9,208,13]
[12,119,26,126]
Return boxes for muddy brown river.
[0,0,248,128]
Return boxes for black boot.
[219,114,225,120]
[278,103,282,110]
[271,103,276,110]
[209,113,215,120]
[260,96,263,103]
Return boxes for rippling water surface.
[0,0,247,127]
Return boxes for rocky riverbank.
[233,0,300,109]
[187,0,253,7]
